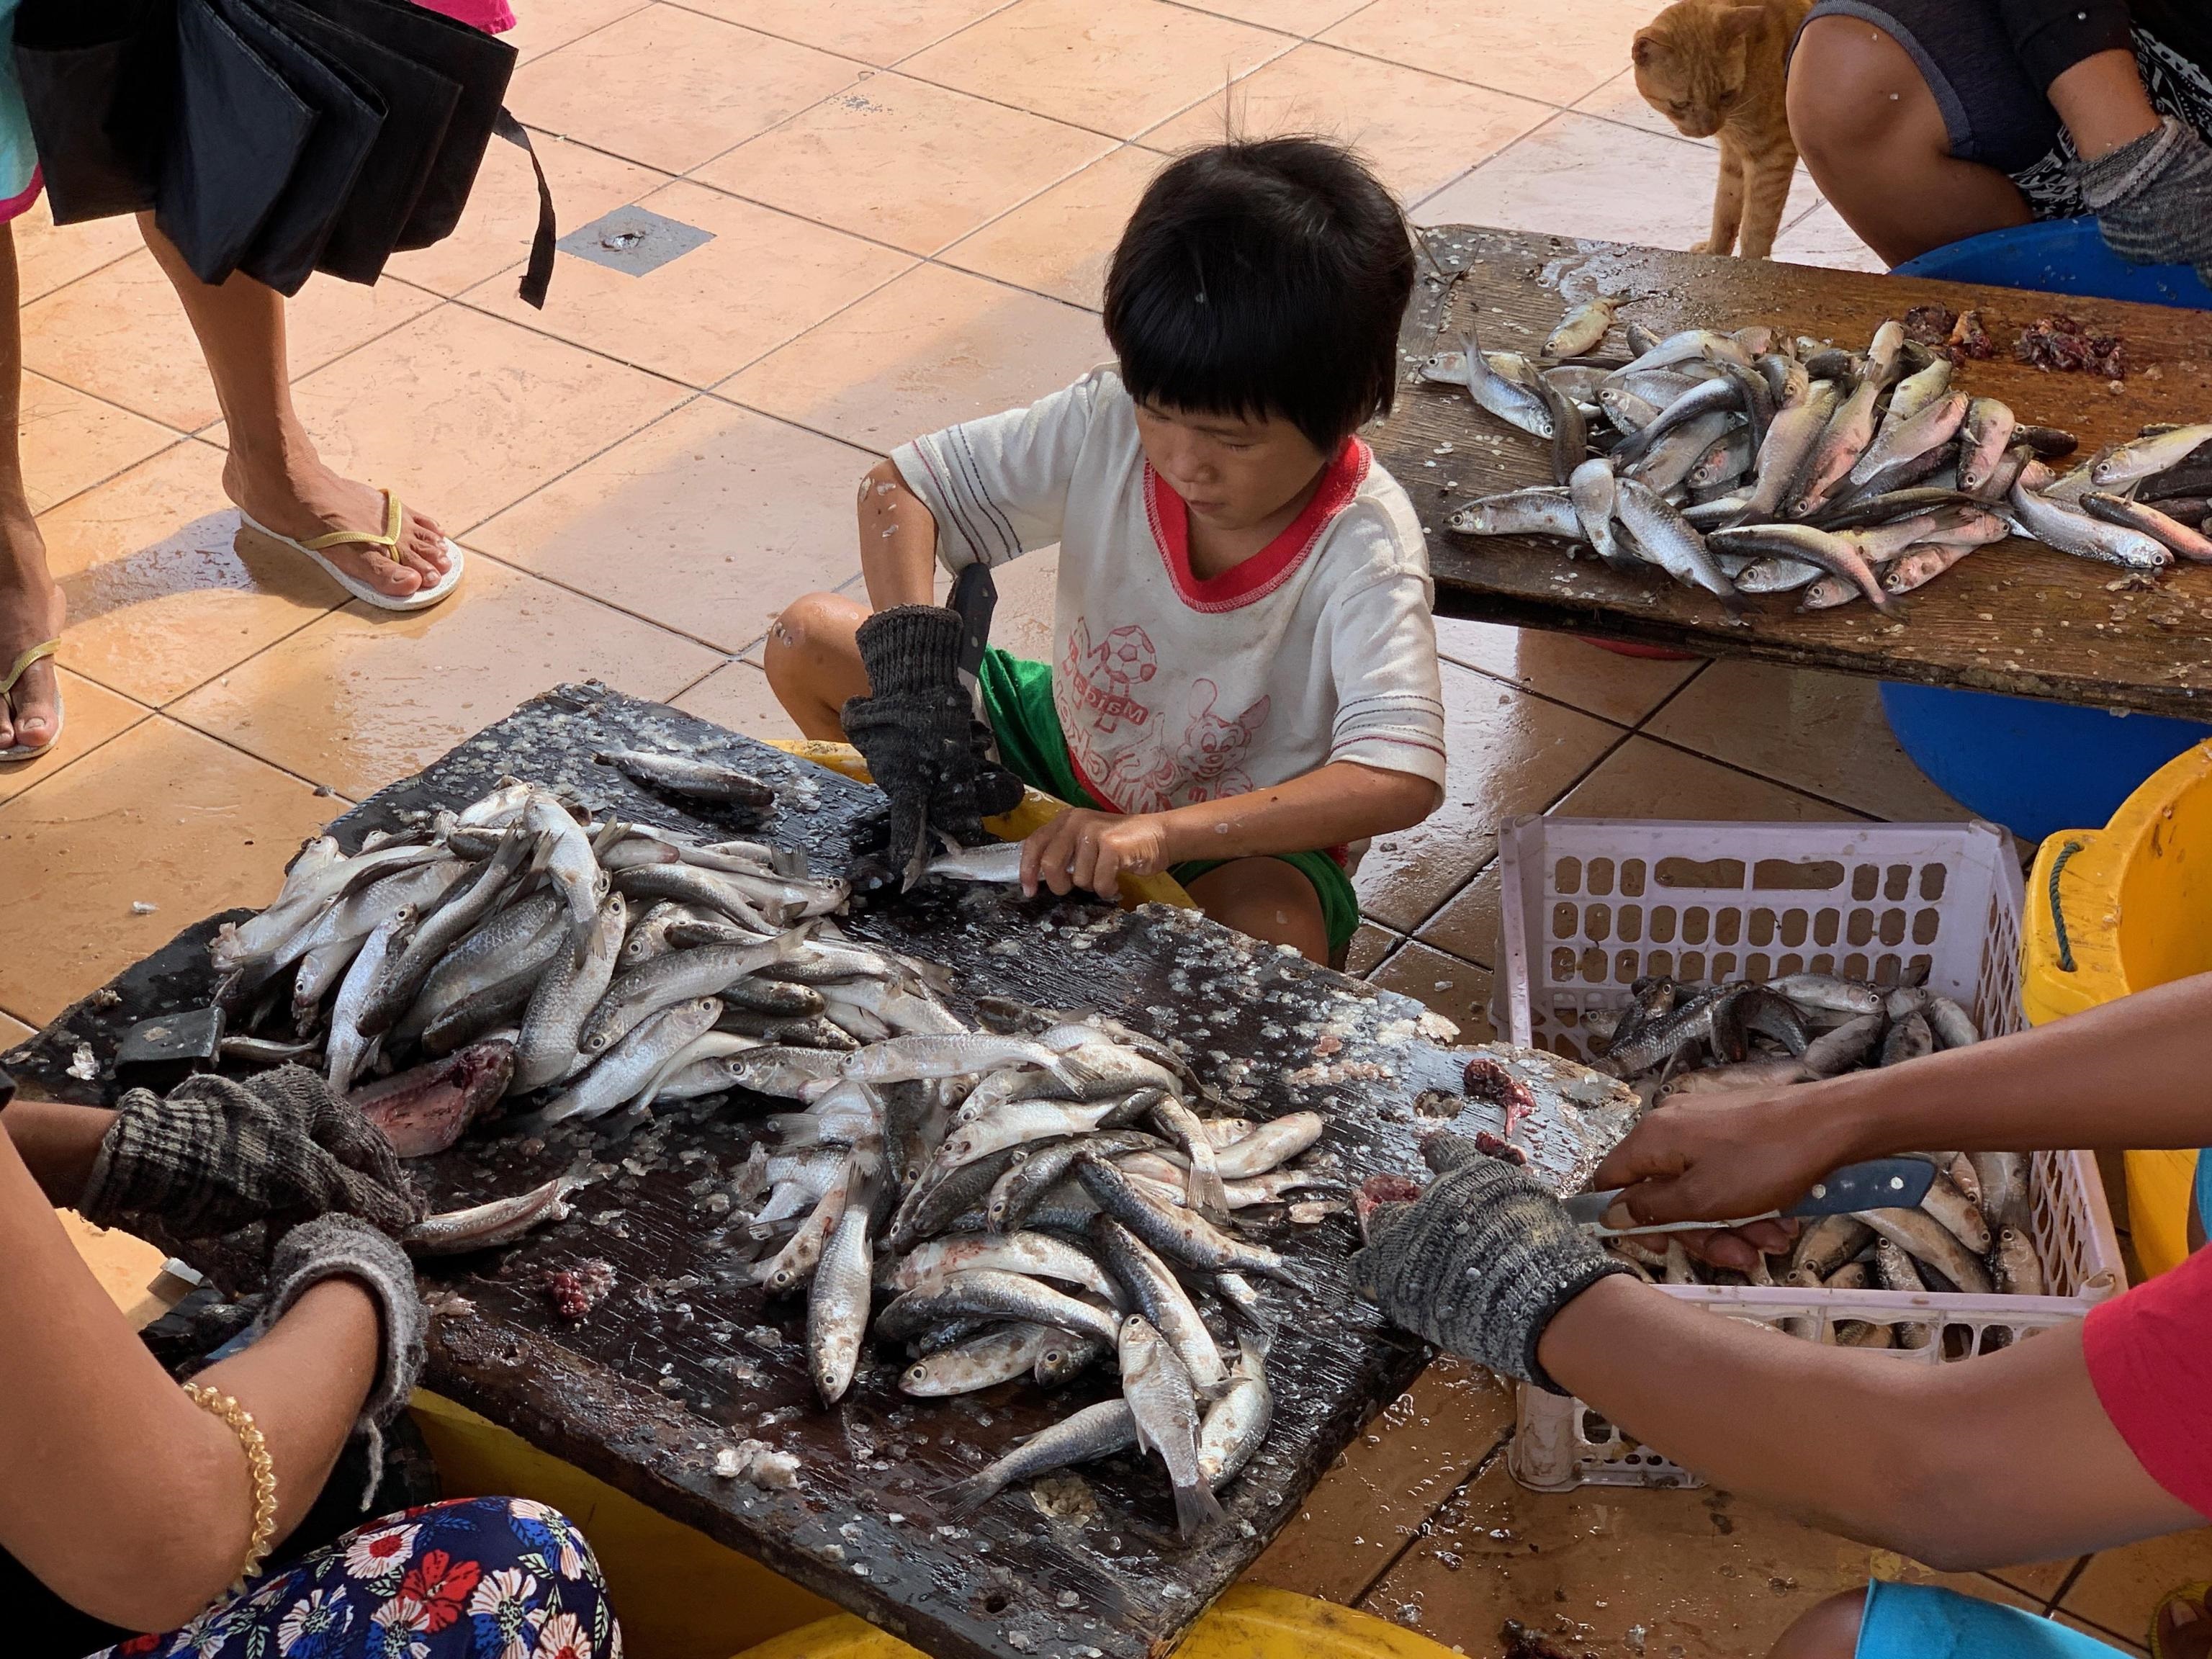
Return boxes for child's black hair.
[1104,138,1415,455]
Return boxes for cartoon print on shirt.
[1062,621,1157,734]
[1178,680,1270,801]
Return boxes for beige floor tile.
[1177,0,1369,33]
[902,0,1290,140]
[1774,199,1888,274]
[0,1008,31,1047]
[20,374,180,515]
[691,0,1014,65]
[0,670,150,806]
[1572,68,1714,145]
[467,181,916,387]
[2060,1530,2212,1652]
[1413,858,1499,970]
[385,133,670,300]
[1346,920,1403,978]
[1361,1465,1887,1658]
[1143,44,1551,205]
[721,263,1107,453]
[1433,618,1704,727]
[1367,941,1495,1041]
[503,0,650,61]
[984,547,1060,664]
[1878,1555,2081,1609]
[670,657,801,742]
[1413,113,1719,248]
[259,305,689,534]
[471,398,876,652]
[1243,1357,1516,1605]
[169,559,722,801]
[1644,661,1975,823]
[41,443,340,707]
[1553,734,1869,824]
[60,1211,172,1326]
[1353,662,1621,932]
[508,5,862,174]
[2054,1609,2151,1655]
[940,146,1166,310]
[23,252,441,433]
[697,74,1114,257]
[0,717,335,1025]
[11,194,146,305]
[1323,0,1653,108]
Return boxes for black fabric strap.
[494,107,554,309]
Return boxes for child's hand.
[1020,809,1173,899]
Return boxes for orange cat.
[1633,0,1810,259]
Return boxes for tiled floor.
[10,0,2200,1652]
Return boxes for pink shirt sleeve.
[2082,1243,2212,1520]
[411,0,516,34]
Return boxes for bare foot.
[222,442,454,601]
[0,508,64,755]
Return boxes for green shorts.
[978,648,1360,952]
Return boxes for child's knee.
[765,593,854,678]
[1770,1588,1866,1659]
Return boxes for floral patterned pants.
[87,1497,621,1659]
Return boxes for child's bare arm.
[1020,761,1439,899]
[858,458,942,610]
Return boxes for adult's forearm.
[858,461,942,610]
[1,1100,115,1205]
[2047,49,2162,158]
[1825,972,2212,1160]
[1157,762,1439,863]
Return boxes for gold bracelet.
[182,1382,279,1592]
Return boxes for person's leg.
[138,218,450,601]
[0,222,61,755]
[1786,14,2034,264]
[764,590,870,740]
[1771,1588,1866,1658]
[1181,857,1330,963]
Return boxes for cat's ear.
[1631,24,1667,67]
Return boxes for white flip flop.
[238,488,465,612]
[1,638,63,763]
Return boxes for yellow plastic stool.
[410,1390,836,1659]
[2024,739,2212,1277]
[765,739,1194,913]
[726,1585,1462,1659]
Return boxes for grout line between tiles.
[1628,728,1889,824]
[1349,1426,1516,1609]
[19,246,145,310]
[23,436,196,524]
[2036,1555,2096,1614]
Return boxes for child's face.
[1133,400,1330,534]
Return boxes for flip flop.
[238,488,465,612]
[2150,1581,2211,1659]
[1,639,63,763]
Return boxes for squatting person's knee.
[1768,1588,1867,1659]
[1786,16,1923,171]
[763,592,844,680]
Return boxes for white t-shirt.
[891,368,1446,821]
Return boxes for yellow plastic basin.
[2024,739,2212,1277]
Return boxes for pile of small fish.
[210,770,1339,1540]
[1584,971,2041,1331]
[1431,295,2212,612]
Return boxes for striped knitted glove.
[1352,1133,1630,1393]
[2078,117,2212,286]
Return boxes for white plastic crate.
[1490,815,2126,1492]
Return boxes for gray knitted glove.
[248,1213,427,1505]
[1351,1134,1631,1393]
[2078,117,2212,285]
[80,1066,423,1238]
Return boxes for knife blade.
[1562,1156,1938,1236]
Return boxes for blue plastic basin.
[1879,217,2211,841]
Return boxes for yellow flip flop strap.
[297,490,403,554]
[1,638,58,696]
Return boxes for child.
[765,138,1445,966]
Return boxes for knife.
[1561,1156,1937,1236]
[898,562,999,892]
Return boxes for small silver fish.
[2009,480,2172,572]
[938,1399,1138,1517]
[1544,295,1617,359]
[1859,1205,1993,1293]
[807,1206,873,1404]
[874,1267,1122,1346]
[891,1231,1124,1304]
[595,747,776,807]
[927,841,1026,884]
[2089,423,2212,488]
[1197,1336,1272,1491]
[404,1172,587,1256]
[899,1323,1056,1396]
[1118,1315,1223,1539]
[1991,1226,2045,1297]
[1447,487,1582,539]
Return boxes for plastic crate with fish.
[1490,815,2126,1492]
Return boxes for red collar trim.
[1146,438,1370,614]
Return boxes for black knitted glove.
[1352,1133,1632,1393]
[841,606,1022,855]
[248,1213,426,1504]
[80,1066,423,1238]
[2078,117,2212,285]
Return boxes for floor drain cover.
[557,205,714,276]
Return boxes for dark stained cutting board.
[1,683,1628,1659]
[1382,225,2212,720]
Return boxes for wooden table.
[0,683,1631,1659]
[1379,226,2212,719]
